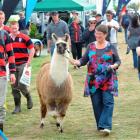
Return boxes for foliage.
[29,23,43,40]
[128,2,139,11]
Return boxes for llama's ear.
[64,33,69,42]
[52,33,58,42]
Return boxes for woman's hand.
[107,64,119,72]
[108,63,119,70]
[69,59,80,66]
[136,47,140,56]
[111,63,119,69]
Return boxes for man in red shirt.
[0,10,16,132]
[9,21,35,114]
[0,30,16,132]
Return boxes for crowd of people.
[0,8,140,137]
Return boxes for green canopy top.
[34,0,96,12]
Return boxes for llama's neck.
[50,49,69,86]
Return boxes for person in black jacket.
[18,12,30,35]
[69,16,84,61]
[82,17,97,47]
[95,14,103,27]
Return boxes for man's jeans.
[132,49,137,68]
[124,28,128,43]
[90,89,114,130]
[51,44,55,56]
[0,76,7,123]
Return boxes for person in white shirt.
[102,10,119,49]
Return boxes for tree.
[128,2,139,12]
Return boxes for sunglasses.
[89,22,96,24]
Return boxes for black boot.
[12,98,21,114]
[0,123,3,132]
[26,94,33,109]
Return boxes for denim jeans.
[90,89,114,130]
[124,28,128,43]
[132,49,137,68]
[51,44,55,56]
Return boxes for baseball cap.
[50,11,58,16]
[8,15,20,22]
[95,13,102,17]
[88,17,96,21]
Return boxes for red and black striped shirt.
[10,32,34,65]
[3,25,11,34]
[0,30,16,77]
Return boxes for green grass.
[4,32,140,140]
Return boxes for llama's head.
[52,33,69,55]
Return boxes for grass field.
[4,32,140,140]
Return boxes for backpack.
[122,15,130,28]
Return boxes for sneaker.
[100,129,111,135]
[126,46,130,54]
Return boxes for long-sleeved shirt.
[79,41,121,96]
[0,30,16,76]
[80,41,121,66]
[10,32,34,66]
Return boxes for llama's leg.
[56,103,69,133]
[56,115,65,133]
[40,103,47,128]
[48,102,57,119]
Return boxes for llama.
[36,33,73,133]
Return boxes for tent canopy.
[34,0,96,12]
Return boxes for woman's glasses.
[89,22,96,24]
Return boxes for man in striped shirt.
[9,21,35,114]
[0,29,16,131]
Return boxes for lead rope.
[63,50,79,69]
[63,49,74,64]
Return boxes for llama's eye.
[57,43,66,49]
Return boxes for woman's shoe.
[99,129,110,135]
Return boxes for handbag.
[20,66,31,86]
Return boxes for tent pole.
[81,11,85,28]
[41,12,45,34]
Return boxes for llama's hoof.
[56,122,60,128]
[40,123,44,128]
[59,129,63,133]
[56,123,63,133]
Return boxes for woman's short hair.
[96,24,108,34]
[106,10,113,15]
[0,11,5,17]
